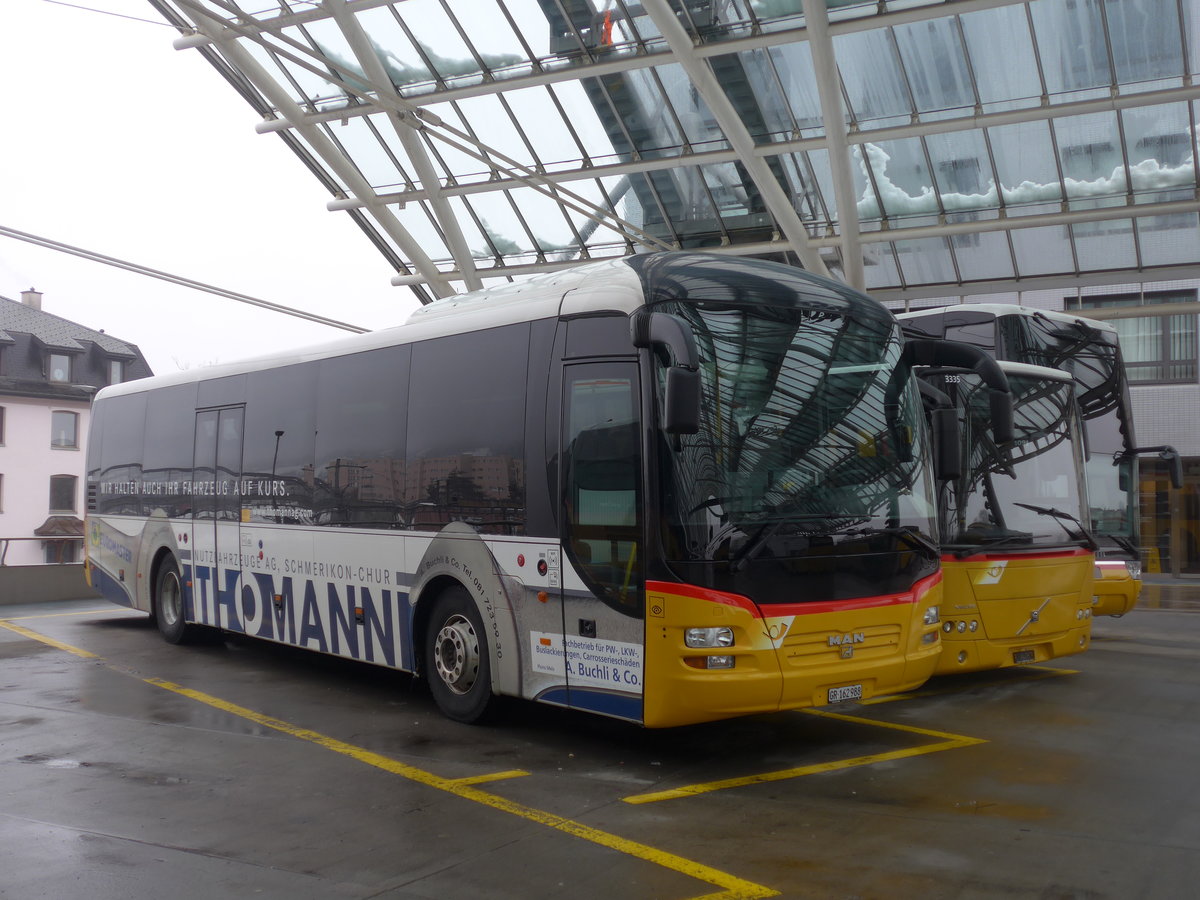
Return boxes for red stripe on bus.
[942,548,1093,562]
[646,571,941,619]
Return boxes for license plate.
[828,684,863,703]
[1013,649,1035,665]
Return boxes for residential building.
[0,289,152,566]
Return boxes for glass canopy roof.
[150,0,1200,304]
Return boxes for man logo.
[829,632,866,647]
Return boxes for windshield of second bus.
[945,373,1090,550]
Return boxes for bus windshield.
[652,299,937,601]
[1004,314,1136,540]
[943,372,1089,551]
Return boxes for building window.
[0,405,5,444]
[43,540,80,564]
[48,352,72,383]
[51,411,79,448]
[108,359,125,385]
[1065,290,1198,384]
[49,474,77,513]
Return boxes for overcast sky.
[1,0,421,375]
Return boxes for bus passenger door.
[559,362,645,720]
[191,407,244,630]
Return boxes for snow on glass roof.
[152,0,1200,304]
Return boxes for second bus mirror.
[989,389,1014,445]
[931,407,961,482]
[665,366,701,436]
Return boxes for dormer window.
[48,352,72,383]
[108,358,125,385]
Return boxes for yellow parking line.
[623,709,986,805]
[442,770,529,786]
[1,608,127,622]
[0,620,100,659]
[7,621,778,900]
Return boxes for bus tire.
[425,585,496,724]
[154,556,193,645]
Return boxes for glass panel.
[1029,0,1113,99]
[50,475,77,513]
[324,115,408,191]
[834,30,911,127]
[1121,103,1197,199]
[735,47,795,141]
[1105,0,1185,85]
[1053,111,1125,202]
[926,130,998,215]
[950,226,1015,283]
[894,237,957,284]
[441,1,537,76]
[893,17,974,115]
[1137,212,1200,266]
[862,242,901,290]
[51,411,77,448]
[1073,218,1137,271]
[988,121,1063,207]
[767,41,823,134]
[1010,224,1073,276]
[48,353,71,383]
[564,365,641,613]
[958,5,1042,112]
[859,138,936,219]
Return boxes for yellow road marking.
[6,620,778,900]
[1,608,129,622]
[623,709,986,805]
[445,770,530,786]
[0,620,100,658]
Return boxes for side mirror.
[665,366,701,435]
[1162,447,1183,489]
[989,389,1014,445]
[931,407,961,482]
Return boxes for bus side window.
[563,367,642,615]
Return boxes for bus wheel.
[425,586,496,724]
[154,556,193,645]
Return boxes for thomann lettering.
[186,565,405,669]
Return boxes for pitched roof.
[0,294,138,357]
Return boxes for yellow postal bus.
[918,361,1096,673]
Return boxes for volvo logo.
[1029,610,1040,623]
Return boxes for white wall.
[0,396,91,566]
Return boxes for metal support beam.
[640,0,829,276]
[326,0,482,291]
[176,2,458,298]
[801,0,863,289]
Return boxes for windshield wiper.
[842,526,941,561]
[729,514,868,573]
[1013,502,1100,551]
[951,533,1035,558]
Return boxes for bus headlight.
[923,606,940,625]
[684,626,734,649]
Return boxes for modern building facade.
[0,290,153,567]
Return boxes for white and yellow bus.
[901,305,1181,617]
[87,252,980,727]
[918,360,1097,673]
